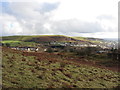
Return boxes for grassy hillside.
[1,35,102,43]
[24,35,76,43]
[1,35,71,41]
[1,41,37,47]
[73,37,103,44]
[2,47,120,88]
[1,35,103,47]
[1,35,39,41]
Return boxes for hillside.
[73,37,103,43]
[2,47,120,88]
[24,35,79,43]
[1,35,103,47]
[1,35,85,42]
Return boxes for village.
[8,40,117,54]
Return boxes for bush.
[5,43,11,47]
[76,49,86,56]
[75,47,101,56]
[46,48,54,53]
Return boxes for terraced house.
[11,47,39,52]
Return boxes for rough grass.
[1,35,74,45]
[73,37,102,44]
[1,35,69,41]
[1,35,103,45]
[2,47,120,88]
[1,36,39,43]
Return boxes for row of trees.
[0,43,11,47]
[107,48,119,61]
[46,46,101,56]
[75,47,101,56]
[64,46,119,61]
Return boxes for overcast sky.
[0,0,119,38]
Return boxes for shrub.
[46,48,54,53]
[5,43,11,47]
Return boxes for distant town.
[1,36,118,54]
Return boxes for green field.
[1,40,37,47]
[1,40,21,43]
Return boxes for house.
[96,50,108,53]
[44,48,47,51]
[27,47,38,52]
[89,44,97,47]
[50,45,65,49]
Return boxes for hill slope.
[24,35,78,42]
[1,35,103,45]
[1,35,83,42]
[2,47,120,88]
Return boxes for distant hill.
[72,37,104,44]
[102,38,118,42]
[24,35,89,43]
[1,35,105,46]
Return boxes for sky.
[0,0,119,38]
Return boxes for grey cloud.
[6,2,60,19]
[1,2,54,35]
[37,2,60,14]
[97,15,114,20]
[51,19,104,34]
[1,2,116,37]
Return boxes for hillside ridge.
[1,35,103,44]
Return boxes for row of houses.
[50,42,96,47]
[11,47,41,52]
[50,41,110,49]
[9,45,112,54]
[49,42,114,49]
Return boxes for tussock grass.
[2,47,120,88]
